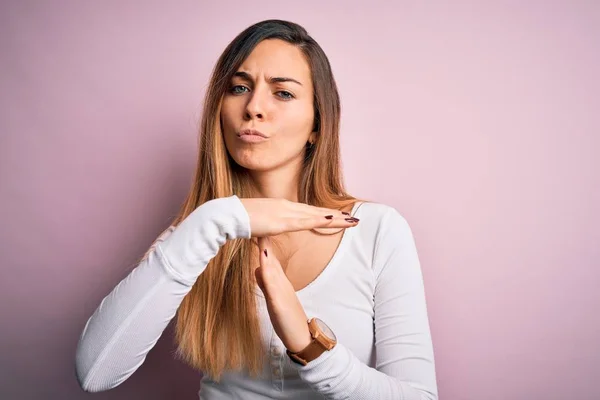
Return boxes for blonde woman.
[75,19,438,399]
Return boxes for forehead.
[238,39,311,82]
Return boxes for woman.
[75,19,438,399]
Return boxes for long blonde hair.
[169,20,365,381]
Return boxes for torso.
[251,204,354,292]
[276,228,346,291]
[204,200,383,398]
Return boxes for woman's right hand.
[239,198,359,238]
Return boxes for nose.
[244,89,266,121]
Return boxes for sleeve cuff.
[290,342,359,398]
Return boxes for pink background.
[1,1,598,399]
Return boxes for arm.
[74,195,251,392]
[292,208,438,399]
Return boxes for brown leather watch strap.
[287,338,326,365]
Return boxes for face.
[221,39,316,172]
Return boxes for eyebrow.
[233,71,303,86]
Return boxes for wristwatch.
[286,318,337,366]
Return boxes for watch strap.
[286,338,326,366]
[286,318,336,366]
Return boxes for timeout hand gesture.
[244,199,359,354]
[254,237,312,353]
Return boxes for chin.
[229,149,274,171]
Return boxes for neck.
[248,157,304,202]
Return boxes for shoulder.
[353,200,411,233]
[353,200,417,273]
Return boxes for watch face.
[314,318,337,341]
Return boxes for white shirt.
[75,195,438,399]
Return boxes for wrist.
[286,323,312,353]
[286,318,338,366]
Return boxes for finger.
[257,236,273,269]
[254,267,265,292]
[316,215,360,228]
[291,201,351,218]
[286,215,359,232]
[257,236,267,259]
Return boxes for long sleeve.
[74,195,251,393]
[292,207,438,400]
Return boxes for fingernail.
[345,217,359,222]
[325,215,334,219]
[264,249,268,257]
[342,212,350,216]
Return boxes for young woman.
[75,19,438,399]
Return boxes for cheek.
[220,99,245,130]
[278,103,314,133]
[220,105,234,130]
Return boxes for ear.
[308,132,317,144]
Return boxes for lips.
[239,129,267,138]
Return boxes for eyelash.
[229,85,295,100]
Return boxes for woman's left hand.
[255,237,312,353]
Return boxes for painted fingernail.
[264,249,268,257]
[342,212,350,216]
[345,217,360,222]
[325,215,334,219]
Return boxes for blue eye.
[230,85,249,94]
[277,91,294,100]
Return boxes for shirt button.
[273,368,281,377]
[271,347,281,357]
